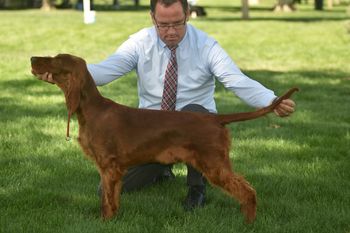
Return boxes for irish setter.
[31,54,298,223]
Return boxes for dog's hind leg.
[199,159,257,223]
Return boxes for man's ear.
[150,12,156,24]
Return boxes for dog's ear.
[64,73,81,116]
[62,57,89,116]
[60,69,87,140]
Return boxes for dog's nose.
[30,57,37,64]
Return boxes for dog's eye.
[52,59,62,66]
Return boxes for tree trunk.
[41,0,54,10]
[241,0,249,19]
[327,0,332,8]
[315,0,323,10]
[273,0,296,12]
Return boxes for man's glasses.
[153,17,186,31]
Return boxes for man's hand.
[274,99,296,117]
[34,72,55,84]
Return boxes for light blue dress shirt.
[88,24,276,113]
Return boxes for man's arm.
[207,42,295,117]
[88,39,139,86]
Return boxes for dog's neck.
[77,72,105,120]
[65,71,106,140]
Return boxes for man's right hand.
[35,72,55,84]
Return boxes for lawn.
[0,0,350,232]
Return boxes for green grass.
[1,0,350,232]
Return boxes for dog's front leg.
[100,167,123,220]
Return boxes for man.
[37,0,296,211]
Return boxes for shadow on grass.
[200,16,350,22]
[91,4,149,12]
[204,4,349,13]
[194,4,350,22]
[0,3,149,11]
[0,82,66,122]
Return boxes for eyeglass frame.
[152,15,187,31]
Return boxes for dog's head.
[31,54,87,116]
[31,54,89,140]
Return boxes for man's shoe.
[183,185,206,211]
[153,167,175,183]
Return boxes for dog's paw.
[240,201,256,224]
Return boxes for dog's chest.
[77,130,95,160]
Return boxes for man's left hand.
[274,99,296,117]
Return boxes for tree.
[315,0,323,10]
[273,0,297,12]
[41,0,54,10]
[241,0,249,19]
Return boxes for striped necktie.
[161,46,178,111]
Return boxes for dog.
[31,54,298,223]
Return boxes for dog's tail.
[216,87,299,126]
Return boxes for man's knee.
[181,104,209,113]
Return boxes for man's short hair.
[150,0,189,15]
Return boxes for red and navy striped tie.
[161,46,178,111]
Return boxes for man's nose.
[168,26,177,32]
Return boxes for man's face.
[151,1,189,48]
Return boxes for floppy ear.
[64,72,81,116]
[61,72,81,140]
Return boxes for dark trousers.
[122,104,208,193]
